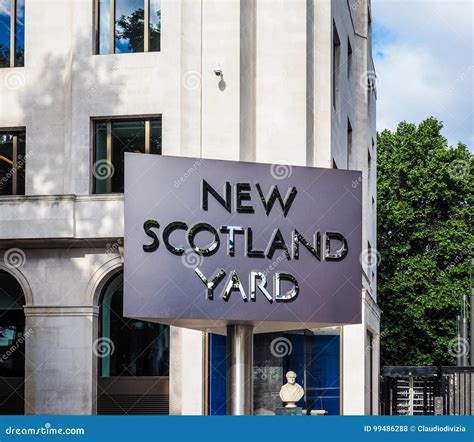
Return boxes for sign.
[124,154,362,334]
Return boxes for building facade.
[0,0,378,415]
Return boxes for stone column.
[24,305,98,415]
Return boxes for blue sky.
[372,0,473,150]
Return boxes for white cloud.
[373,0,474,149]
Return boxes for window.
[347,37,352,80]
[93,117,161,193]
[209,329,342,415]
[332,21,341,111]
[0,270,26,414]
[347,118,353,169]
[99,271,169,377]
[0,129,25,196]
[0,0,24,67]
[95,0,161,55]
[366,330,374,414]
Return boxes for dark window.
[0,129,26,196]
[347,37,352,79]
[366,330,373,414]
[0,270,25,378]
[96,0,161,55]
[99,272,169,377]
[368,148,372,186]
[332,21,340,111]
[93,117,161,194]
[0,0,25,68]
[347,119,353,169]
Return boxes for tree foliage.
[377,117,473,367]
[116,8,161,53]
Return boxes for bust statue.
[279,370,304,408]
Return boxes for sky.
[372,0,474,150]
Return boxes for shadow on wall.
[11,34,123,196]
[1,31,127,302]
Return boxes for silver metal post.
[226,324,254,415]
[462,296,469,366]
[461,316,468,366]
[457,315,462,367]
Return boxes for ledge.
[24,305,100,317]
[0,194,124,241]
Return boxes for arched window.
[0,270,26,414]
[99,271,169,377]
[98,271,169,414]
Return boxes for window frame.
[93,0,161,55]
[91,115,162,194]
[0,127,26,196]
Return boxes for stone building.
[0,0,378,415]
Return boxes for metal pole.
[462,296,469,366]
[457,315,462,367]
[226,324,254,415]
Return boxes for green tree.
[115,8,161,53]
[377,117,473,367]
[116,9,145,53]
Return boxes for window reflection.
[100,272,169,377]
[0,0,24,67]
[98,0,111,55]
[150,119,162,155]
[111,120,145,192]
[96,0,161,54]
[0,130,26,196]
[14,0,23,66]
[93,118,161,194]
[115,0,144,53]
[149,0,161,52]
[0,0,11,68]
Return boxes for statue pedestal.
[275,406,303,416]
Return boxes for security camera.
[213,61,222,77]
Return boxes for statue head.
[285,370,297,385]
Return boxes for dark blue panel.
[306,335,340,415]
[209,334,226,415]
